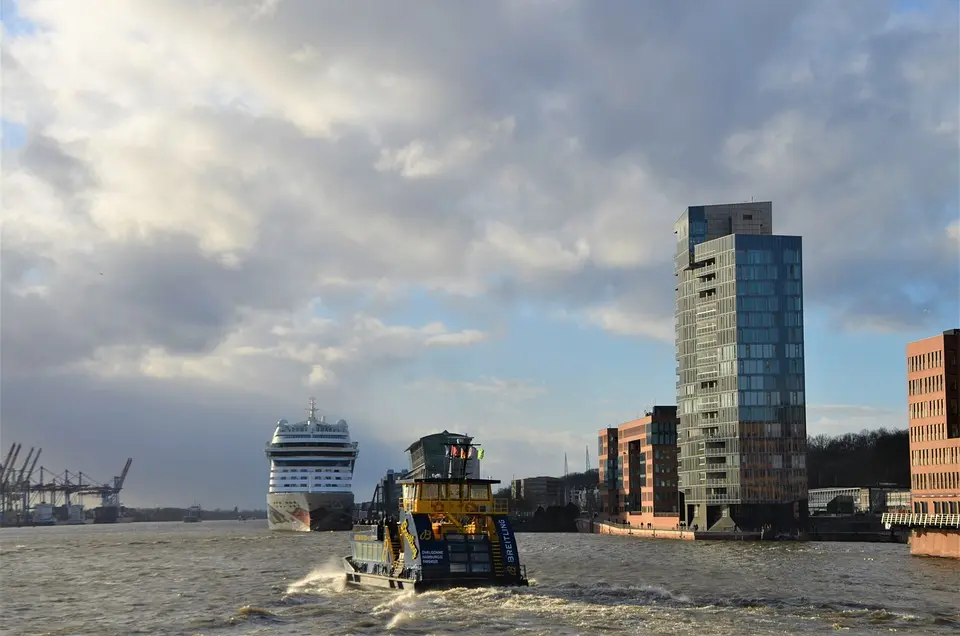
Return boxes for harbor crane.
[100,457,133,508]
[0,443,22,487]
[0,442,134,525]
[0,442,18,483]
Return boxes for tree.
[806,428,909,489]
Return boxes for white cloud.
[410,376,548,401]
[582,305,674,343]
[62,310,488,395]
[806,404,905,437]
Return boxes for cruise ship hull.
[267,492,354,532]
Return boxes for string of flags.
[446,445,485,459]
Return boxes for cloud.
[806,404,905,436]
[64,311,489,391]
[1,0,955,505]
[410,376,548,401]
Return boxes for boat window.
[447,484,461,499]
[470,485,488,500]
[422,484,440,500]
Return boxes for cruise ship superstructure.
[266,398,359,532]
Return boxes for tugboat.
[343,437,528,592]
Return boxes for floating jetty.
[0,442,132,527]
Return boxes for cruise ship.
[265,398,359,532]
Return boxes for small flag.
[478,448,485,460]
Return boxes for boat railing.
[493,498,509,514]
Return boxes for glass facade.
[675,203,807,531]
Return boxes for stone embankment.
[575,518,762,541]
[910,529,960,558]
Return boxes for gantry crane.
[1,443,134,526]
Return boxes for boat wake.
[257,566,953,635]
[283,557,347,597]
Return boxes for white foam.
[284,557,347,596]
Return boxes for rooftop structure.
[405,431,479,480]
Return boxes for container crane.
[100,458,133,508]
[2,443,22,488]
[15,447,36,487]
[18,449,41,510]
[0,442,17,483]
[1,444,134,525]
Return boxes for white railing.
[881,513,960,529]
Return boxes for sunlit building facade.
[597,406,680,529]
[907,329,960,515]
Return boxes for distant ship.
[265,398,359,532]
[183,504,202,523]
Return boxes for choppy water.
[1,521,958,635]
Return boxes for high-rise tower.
[674,202,808,532]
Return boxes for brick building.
[597,406,681,529]
[907,329,960,515]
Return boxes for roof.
[404,430,470,452]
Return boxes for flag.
[478,448,485,460]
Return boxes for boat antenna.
[307,397,317,423]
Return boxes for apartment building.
[674,202,808,532]
[597,406,681,529]
[511,476,566,509]
[907,329,960,515]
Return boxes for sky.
[1,0,957,510]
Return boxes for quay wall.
[576,518,695,541]
[910,529,960,559]
[578,518,773,542]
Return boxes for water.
[1,521,958,635]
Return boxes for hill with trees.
[807,427,909,489]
